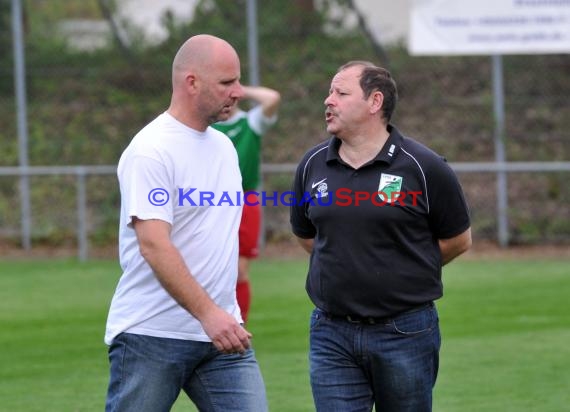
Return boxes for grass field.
[0,254,569,411]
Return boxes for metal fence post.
[11,0,31,250]
[76,168,88,261]
[492,55,509,247]
[246,0,266,248]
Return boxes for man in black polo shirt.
[290,61,472,412]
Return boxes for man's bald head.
[167,34,243,130]
[171,34,239,88]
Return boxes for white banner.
[409,0,570,55]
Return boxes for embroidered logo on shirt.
[311,178,327,189]
[316,182,329,198]
[311,178,329,198]
[378,173,403,203]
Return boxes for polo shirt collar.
[326,124,404,165]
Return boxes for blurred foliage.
[0,0,569,246]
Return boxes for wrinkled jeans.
[105,333,267,412]
[309,303,440,412]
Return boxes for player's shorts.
[239,193,261,258]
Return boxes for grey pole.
[246,0,260,87]
[246,0,267,248]
[492,55,509,247]
[11,0,32,250]
[76,169,88,262]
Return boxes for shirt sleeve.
[247,105,277,136]
[426,158,471,239]
[119,153,174,228]
[289,155,316,239]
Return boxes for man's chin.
[219,107,234,119]
[215,111,231,122]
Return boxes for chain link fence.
[1,1,569,257]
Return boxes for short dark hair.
[338,61,398,122]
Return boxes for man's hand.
[200,306,252,354]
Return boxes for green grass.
[0,256,569,411]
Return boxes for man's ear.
[369,91,384,115]
[185,73,198,95]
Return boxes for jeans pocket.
[310,308,325,331]
[392,306,437,336]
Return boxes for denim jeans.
[309,304,441,412]
[105,333,268,412]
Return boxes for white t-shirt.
[104,112,243,345]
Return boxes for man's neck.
[166,106,208,132]
[338,127,390,169]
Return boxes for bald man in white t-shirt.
[104,34,268,412]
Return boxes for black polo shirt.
[290,125,470,318]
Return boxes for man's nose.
[234,83,245,99]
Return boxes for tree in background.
[0,0,12,94]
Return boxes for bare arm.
[439,227,472,265]
[241,85,281,117]
[133,218,251,353]
[296,236,314,254]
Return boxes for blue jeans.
[309,304,441,412]
[105,333,267,412]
